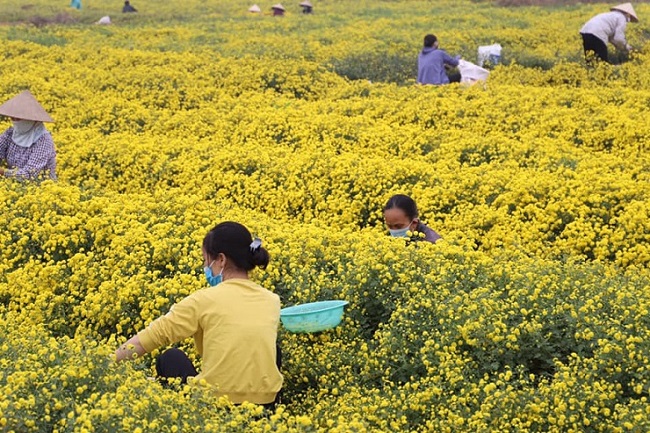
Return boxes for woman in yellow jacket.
[115,221,283,408]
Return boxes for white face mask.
[12,120,36,134]
[11,120,46,148]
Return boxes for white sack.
[458,59,490,83]
[477,43,502,66]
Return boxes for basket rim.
[280,300,349,317]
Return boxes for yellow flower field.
[1,0,650,431]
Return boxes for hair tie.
[250,238,262,252]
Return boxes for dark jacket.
[418,222,442,243]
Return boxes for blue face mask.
[388,220,416,238]
[389,226,411,238]
[204,261,223,286]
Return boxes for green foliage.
[5,26,68,46]
[329,51,417,85]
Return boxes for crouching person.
[115,222,283,410]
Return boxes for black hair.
[423,34,437,48]
[384,194,419,220]
[202,221,270,271]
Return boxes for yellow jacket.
[138,278,283,404]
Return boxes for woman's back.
[197,279,282,403]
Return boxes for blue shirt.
[417,47,459,85]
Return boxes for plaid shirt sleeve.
[5,133,57,180]
[0,129,11,161]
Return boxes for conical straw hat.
[271,3,285,11]
[0,90,54,122]
[611,3,638,22]
[299,1,313,7]
[248,4,261,12]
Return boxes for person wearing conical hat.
[299,0,313,14]
[248,4,261,13]
[271,4,285,16]
[0,90,57,180]
[580,3,638,63]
